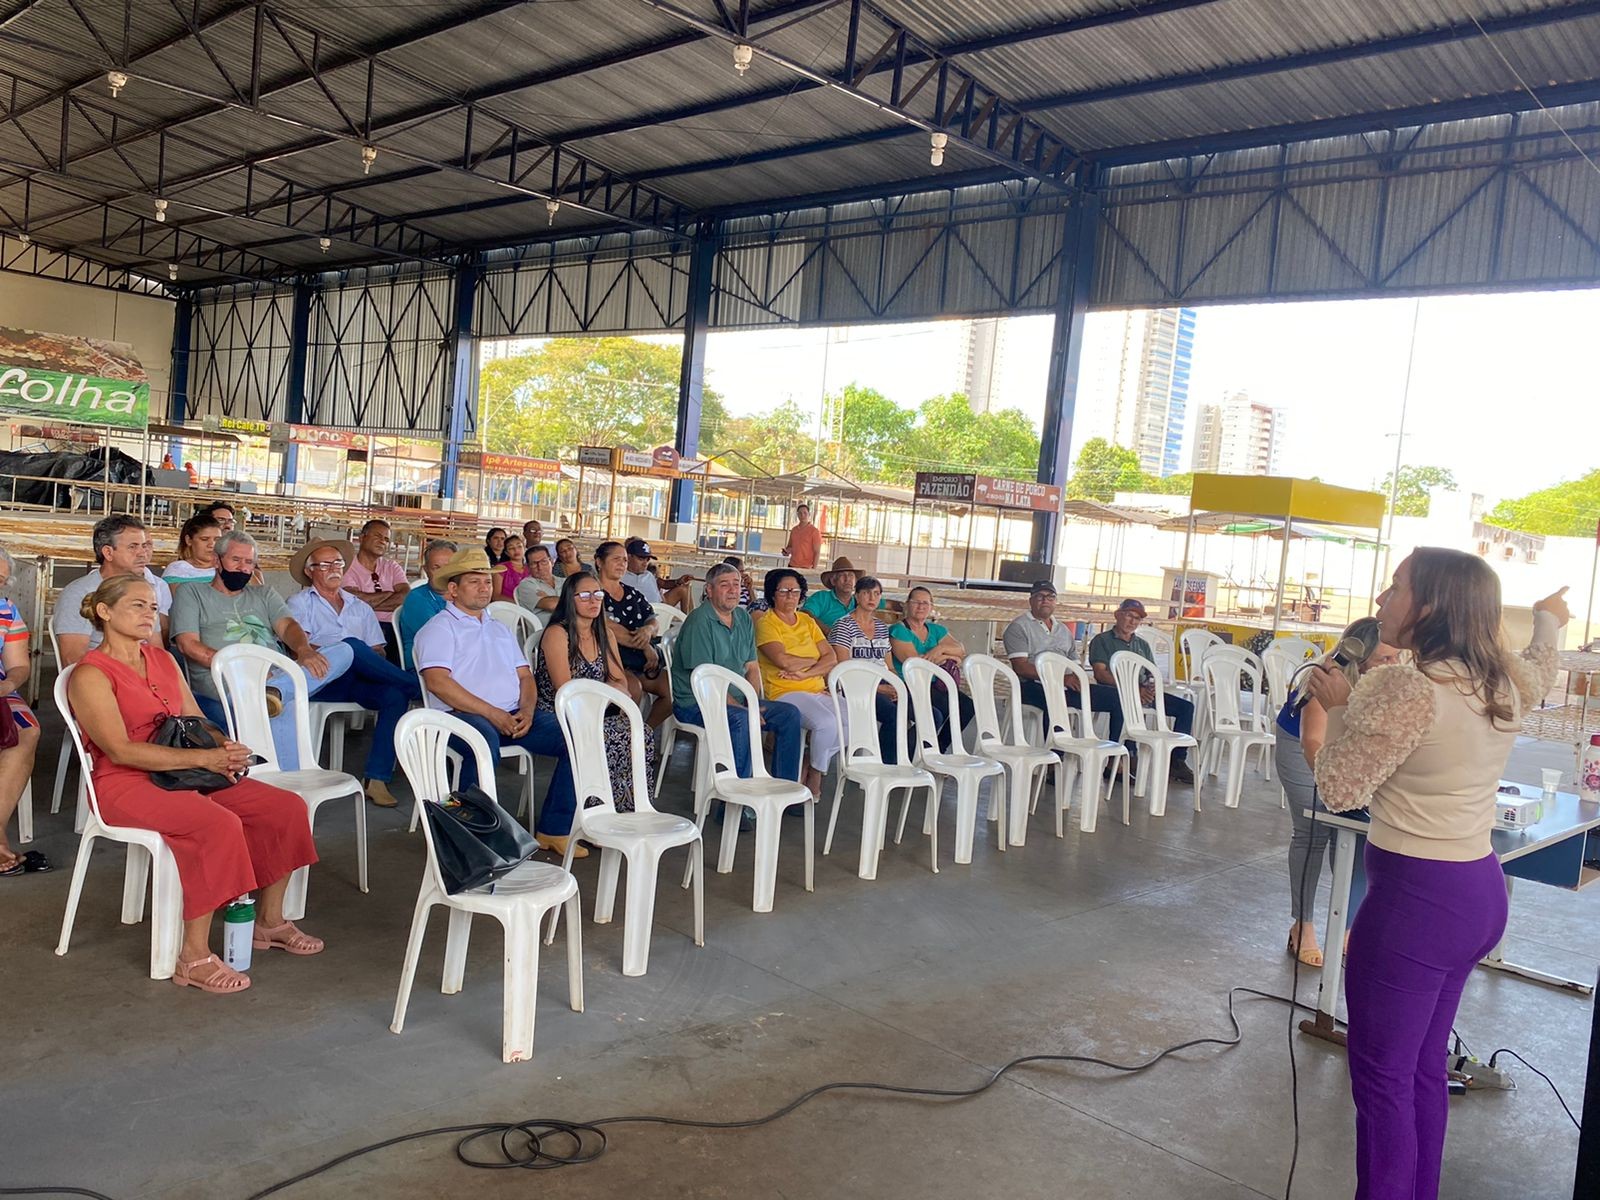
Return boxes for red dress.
[80,646,317,921]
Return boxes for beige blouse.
[1314,612,1560,862]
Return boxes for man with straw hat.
[413,548,579,854]
[286,538,421,808]
[802,557,885,634]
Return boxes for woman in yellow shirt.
[754,569,842,798]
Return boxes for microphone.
[1290,617,1382,712]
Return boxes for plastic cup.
[1541,768,1562,794]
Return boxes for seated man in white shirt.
[513,542,559,615]
[285,539,422,807]
[622,537,693,611]
[54,515,173,663]
[412,548,579,856]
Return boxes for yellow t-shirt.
[754,609,829,699]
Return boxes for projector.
[1493,786,1543,831]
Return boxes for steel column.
[1033,168,1101,559]
[282,279,313,485]
[669,223,719,526]
[168,292,192,425]
[440,256,481,503]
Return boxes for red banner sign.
[972,475,1063,512]
[291,425,368,451]
[460,450,562,478]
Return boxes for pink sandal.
[253,921,325,956]
[173,954,252,994]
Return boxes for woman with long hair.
[1306,550,1568,1199]
[482,527,509,565]
[593,540,671,728]
[163,512,221,588]
[66,574,323,993]
[533,572,656,857]
[553,537,587,579]
[498,534,528,598]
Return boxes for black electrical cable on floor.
[1489,1048,1583,1130]
[0,986,1330,1200]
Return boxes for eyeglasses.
[574,589,605,601]
[371,570,381,587]
[306,560,345,571]
[774,587,802,596]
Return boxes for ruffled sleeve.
[1507,610,1560,713]
[1313,664,1436,812]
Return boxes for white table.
[1300,783,1600,1046]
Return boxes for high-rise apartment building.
[1191,389,1284,476]
[958,317,1004,413]
[1082,308,1195,476]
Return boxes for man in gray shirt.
[54,515,173,664]
[513,543,559,614]
[1001,579,1122,755]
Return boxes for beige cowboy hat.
[289,538,356,588]
[433,546,506,585]
[819,556,861,587]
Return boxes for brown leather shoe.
[365,779,399,808]
[536,833,588,860]
[264,686,284,718]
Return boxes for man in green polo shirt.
[671,562,802,780]
[1087,598,1195,784]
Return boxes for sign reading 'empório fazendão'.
[0,327,150,431]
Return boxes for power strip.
[1449,1052,1516,1091]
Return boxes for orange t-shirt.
[786,522,822,569]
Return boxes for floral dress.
[535,634,656,812]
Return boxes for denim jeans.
[194,639,354,771]
[447,708,575,836]
[310,638,420,782]
[672,699,802,781]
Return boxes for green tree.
[1487,470,1600,537]
[714,400,816,475]
[908,393,1040,480]
[477,337,726,457]
[1066,437,1146,501]
[829,383,916,482]
[1379,465,1458,517]
[1142,471,1194,496]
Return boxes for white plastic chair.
[1199,653,1275,809]
[46,619,88,829]
[825,660,937,879]
[689,663,814,911]
[902,658,1003,865]
[488,599,542,650]
[14,779,31,843]
[1036,652,1130,834]
[391,709,583,1063]
[1200,644,1273,780]
[1109,650,1199,818]
[963,654,1060,849]
[654,637,709,803]
[1271,635,1321,665]
[1178,628,1222,684]
[52,665,184,980]
[211,644,365,921]
[310,700,370,776]
[547,680,702,976]
[652,603,687,643]
[413,657,535,825]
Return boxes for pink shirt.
[342,555,409,623]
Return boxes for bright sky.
[695,288,1600,505]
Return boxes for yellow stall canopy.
[1189,473,1386,530]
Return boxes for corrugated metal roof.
[0,0,1595,286]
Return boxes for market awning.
[1188,474,1386,530]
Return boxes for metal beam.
[671,222,719,525]
[441,256,482,501]
[169,292,193,424]
[283,280,314,484]
[1034,167,1101,559]
[1022,1,1600,113]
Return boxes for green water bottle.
[222,896,255,972]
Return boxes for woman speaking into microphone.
[1305,549,1568,1200]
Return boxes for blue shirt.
[397,585,448,666]
[286,587,383,651]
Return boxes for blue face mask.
[217,567,253,592]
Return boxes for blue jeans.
[673,699,802,782]
[194,640,354,771]
[310,638,420,782]
[448,708,576,837]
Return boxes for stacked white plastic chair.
[1198,652,1275,809]
[1199,644,1274,781]
[901,658,1004,865]
[825,660,938,879]
[653,637,709,804]
[547,679,703,976]
[1178,627,1223,746]
[211,643,366,920]
[1035,651,1130,834]
[688,663,813,911]
[52,665,184,980]
[391,709,583,1063]
[962,654,1059,848]
[1109,650,1199,817]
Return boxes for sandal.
[173,954,252,994]
[1286,931,1324,969]
[253,920,325,956]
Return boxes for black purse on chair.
[422,786,538,894]
[149,715,258,794]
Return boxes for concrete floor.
[3,721,1594,1200]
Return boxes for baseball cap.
[1117,598,1147,616]
[625,537,654,559]
[1029,579,1057,596]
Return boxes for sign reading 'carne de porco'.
[0,326,151,431]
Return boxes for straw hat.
[433,547,506,585]
[819,556,861,587]
[289,538,356,588]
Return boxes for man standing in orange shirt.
[783,502,822,569]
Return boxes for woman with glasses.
[754,568,842,797]
[889,585,974,751]
[593,540,671,729]
[829,575,923,764]
[162,512,221,589]
[536,573,655,832]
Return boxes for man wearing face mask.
[54,515,173,665]
[171,530,353,770]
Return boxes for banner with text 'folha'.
[0,327,150,431]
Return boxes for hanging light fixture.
[318,236,331,252]
[153,198,168,223]
[732,44,754,75]
[167,263,178,281]
[929,131,948,167]
[545,198,560,225]
[360,144,377,175]
[106,70,128,98]
[18,231,30,246]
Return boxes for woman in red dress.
[67,575,325,994]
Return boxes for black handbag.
[149,715,249,794]
[422,785,539,894]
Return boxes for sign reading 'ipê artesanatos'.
[0,326,151,431]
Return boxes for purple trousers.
[1345,844,1507,1200]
